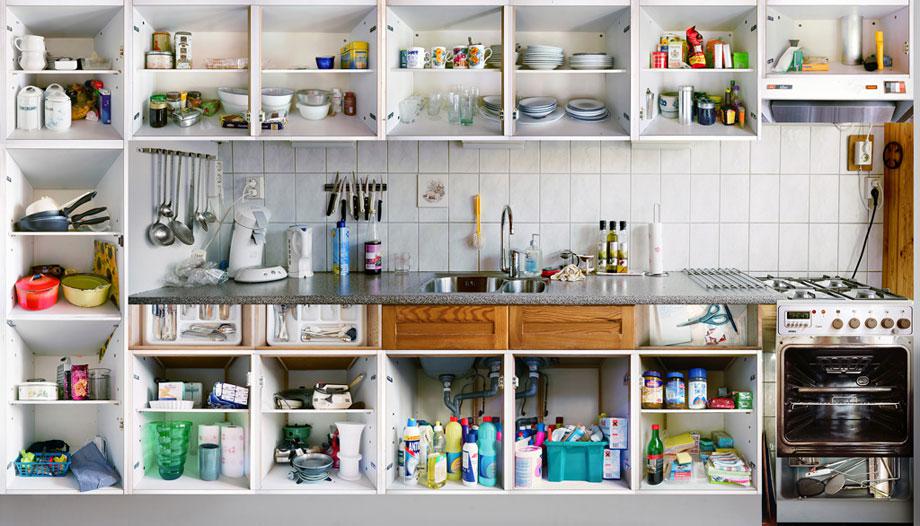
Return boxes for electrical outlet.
[854,140,873,166]
[865,176,882,208]
[244,176,264,199]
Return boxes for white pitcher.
[18,51,45,71]
[16,86,43,131]
[13,35,45,52]
[44,90,71,132]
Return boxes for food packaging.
[158,381,185,400]
[220,425,246,478]
[198,424,221,447]
[183,382,203,408]
[340,41,369,69]
[514,445,542,488]
[666,36,685,68]
[70,365,89,400]
[686,26,706,68]
[18,381,58,401]
[15,274,60,311]
[599,417,628,449]
[733,391,753,410]
[708,397,736,409]
[52,58,77,70]
[145,51,174,69]
[603,448,621,480]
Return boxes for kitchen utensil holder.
[265,304,366,347]
[136,147,216,161]
[143,304,242,346]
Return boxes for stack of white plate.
[569,53,614,70]
[518,96,558,118]
[565,98,609,121]
[481,95,502,121]
[523,45,564,70]
[487,45,502,69]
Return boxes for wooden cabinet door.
[382,305,509,350]
[509,306,635,350]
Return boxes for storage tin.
[146,51,174,69]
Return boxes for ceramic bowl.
[217,87,249,114]
[316,56,335,69]
[296,102,330,121]
[262,87,294,114]
[61,274,111,308]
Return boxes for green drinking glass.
[154,421,193,480]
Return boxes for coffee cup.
[406,47,429,69]
[430,46,451,69]
[467,44,492,69]
[451,45,468,69]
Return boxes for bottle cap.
[407,418,416,427]
[619,220,627,231]
[460,418,469,426]
[449,416,458,422]
[689,368,707,379]
[492,417,500,424]
[599,220,606,230]
[483,416,492,423]
[652,424,660,431]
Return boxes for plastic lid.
[336,219,346,228]
[434,421,442,427]
[482,416,492,423]
[536,423,546,432]
[406,418,416,427]
[652,424,660,430]
[449,416,458,422]
[643,370,662,378]
[666,372,684,379]
[599,220,606,229]
[460,418,468,426]
[619,220,627,230]
[689,368,707,379]
[492,417,500,424]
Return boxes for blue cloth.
[70,442,120,492]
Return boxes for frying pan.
[15,207,110,232]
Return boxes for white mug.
[18,51,46,71]
[406,46,429,69]
[14,35,45,52]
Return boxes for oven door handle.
[794,386,894,393]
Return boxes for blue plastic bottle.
[332,219,350,275]
[478,416,497,487]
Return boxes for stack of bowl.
[262,88,294,118]
[295,89,331,121]
[289,452,334,484]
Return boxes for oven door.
[778,344,912,457]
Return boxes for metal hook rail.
[137,147,216,160]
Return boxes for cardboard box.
[603,448,621,480]
[599,417,628,450]
[158,382,184,401]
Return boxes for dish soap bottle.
[524,234,542,277]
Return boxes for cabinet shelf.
[8,301,121,322]
[260,115,377,140]
[388,479,505,494]
[639,116,756,141]
[263,69,374,74]
[389,68,500,74]
[6,475,123,495]
[261,465,376,494]
[9,231,122,238]
[134,470,250,494]
[261,408,373,414]
[8,120,123,146]
[514,478,631,494]
[11,70,119,75]
[640,408,752,414]
[638,478,757,495]
[137,408,248,413]
[138,68,248,74]
[513,114,629,140]
[518,68,628,74]
[642,68,754,74]
[10,400,118,406]
[387,117,502,140]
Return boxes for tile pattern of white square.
[215,125,881,276]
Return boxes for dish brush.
[470,194,483,248]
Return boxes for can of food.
[98,88,111,124]
[152,32,171,52]
[146,51,174,69]
[399,49,408,68]
[651,51,667,69]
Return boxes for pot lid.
[16,273,60,291]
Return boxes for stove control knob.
[848,318,861,329]
[882,318,895,329]
[831,319,844,330]
[865,318,878,329]
[897,318,911,330]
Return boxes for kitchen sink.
[420,275,546,294]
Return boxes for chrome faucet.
[500,205,516,276]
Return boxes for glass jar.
[697,100,716,126]
[88,368,111,400]
[665,372,686,409]
[344,91,356,116]
[688,368,708,409]
[149,97,168,128]
[187,91,202,108]
[166,91,181,114]
[641,370,663,409]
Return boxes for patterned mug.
[451,45,468,69]
[430,46,451,69]
[467,44,493,69]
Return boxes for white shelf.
[387,116,502,140]
[138,68,248,74]
[10,231,122,238]
[137,408,249,413]
[261,408,373,414]
[641,409,753,414]
[514,114,629,140]
[263,69,374,74]
[638,477,756,495]
[10,400,118,405]
[766,62,910,78]
[640,116,756,141]
[11,70,119,75]
[133,113,250,140]
[390,68,500,74]
[134,471,250,494]
[517,69,628,74]
[642,68,754,74]
[8,120,123,146]
[260,465,376,494]
[260,114,376,140]
[8,301,121,322]
[514,478,631,494]
[388,479,505,494]
[6,475,123,495]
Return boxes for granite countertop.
[128,272,782,305]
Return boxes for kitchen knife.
[325,172,340,217]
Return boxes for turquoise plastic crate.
[545,441,605,483]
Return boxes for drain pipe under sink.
[515,357,545,400]
[442,358,502,417]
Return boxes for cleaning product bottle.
[461,430,479,486]
[533,423,547,447]
[418,421,433,482]
[445,416,463,481]
[332,219,350,275]
[524,234,542,277]
[478,416,497,487]
[460,417,470,444]
[427,421,447,489]
[494,416,502,485]
[402,418,420,485]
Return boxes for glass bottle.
[647,424,664,485]
[606,219,619,273]
[427,421,447,489]
[596,220,608,273]
[617,221,629,273]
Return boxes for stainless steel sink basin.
[420,275,546,294]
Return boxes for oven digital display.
[786,311,811,320]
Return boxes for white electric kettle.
[286,225,314,278]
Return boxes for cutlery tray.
[143,304,243,346]
[266,304,366,347]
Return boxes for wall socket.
[854,140,873,166]
[244,176,264,199]
[865,176,882,208]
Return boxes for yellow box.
[340,41,369,69]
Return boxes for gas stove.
[758,275,912,336]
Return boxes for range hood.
[765,100,913,124]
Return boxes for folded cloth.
[70,442,119,492]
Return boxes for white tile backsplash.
[222,124,880,274]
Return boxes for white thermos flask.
[648,203,664,276]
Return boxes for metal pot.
[61,274,111,308]
[15,274,60,311]
[14,190,109,232]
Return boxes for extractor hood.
[765,100,913,124]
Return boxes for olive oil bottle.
[606,219,618,273]
[596,220,608,273]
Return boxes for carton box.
[603,448,621,480]
[599,417,628,450]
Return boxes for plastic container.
[478,416,497,486]
[402,418,420,484]
[515,445,542,488]
[545,441,605,482]
[340,41,369,69]
[641,371,663,409]
[688,368,708,409]
[17,381,58,401]
[15,452,71,477]
[665,372,686,409]
[445,417,463,481]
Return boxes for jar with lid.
[330,88,343,116]
[641,371,663,409]
[688,368,708,409]
[149,96,168,128]
[187,91,202,108]
[344,91,356,116]
[664,372,686,409]
[697,100,716,126]
[166,92,181,114]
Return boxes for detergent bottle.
[445,416,463,481]
[461,430,479,486]
[402,418,420,485]
[427,421,447,489]
[478,416,497,487]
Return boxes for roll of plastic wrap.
[220,425,245,478]
[198,424,221,448]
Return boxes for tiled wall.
[216,123,885,283]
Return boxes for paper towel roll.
[198,424,221,447]
[649,222,664,275]
[220,425,245,478]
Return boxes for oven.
[778,337,912,457]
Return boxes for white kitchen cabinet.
[637,1,761,140]
[256,351,379,493]
[258,3,381,141]
[4,324,125,494]
[631,350,762,495]
[5,4,125,145]
[510,2,632,140]
[130,352,253,493]
[385,3,505,140]
[384,351,508,493]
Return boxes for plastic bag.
[686,26,706,69]
[163,249,228,287]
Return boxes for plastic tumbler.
[154,421,193,480]
[199,443,220,481]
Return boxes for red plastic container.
[15,274,60,311]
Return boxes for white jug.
[44,91,71,132]
[18,51,46,71]
[16,86,43,131]
[13,35,45,52]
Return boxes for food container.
[89,368,110,400]
[262,87,294,115]
[296,89,330,106]
[187,91,202,108]
[18,381,58,401]
[697,100,716,126]
[206,57,248,70]
[296,102,330,121]
[545,442,605,482]
[659,92,678,119]
[665,372,686,408]
[149,97,168,128]
[15,274,60,311]
[152,32,171,52]
[16,85,43,131]
[171,107,202,127]
[149,400,194,410]
[641,370,663,409]
[340,41,369,69]
[52,58,77,70]
[651,51,667,69]
[200,99,221,117]
[70,364,89,400]
[44,90,72,132]
[146,51,174,69]
[61,274,111,308]
[218,87,249,114]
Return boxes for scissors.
[678,304,738,332]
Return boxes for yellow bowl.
[61,274,111,308]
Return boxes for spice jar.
[166,92,180,114]
[665,372,686,409]
[187,91,202,108]
[149,96,168,128]
[641,370,663,409]
[688,368,708,409]
[344,91,356,116]
[697,100,716,126]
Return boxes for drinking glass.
[426,92,443,118]
[199,443,220,481]
[398,97,420,124]
[393,252,412,273]
[154,421,193,480]
[460,87,478,126]
[447,85,462,124]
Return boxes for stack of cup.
[335,422,365,481]
[14,35,46,71]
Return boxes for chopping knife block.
[882,122,913,298]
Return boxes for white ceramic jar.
[16,85,43,131]
[45,90,72,131]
